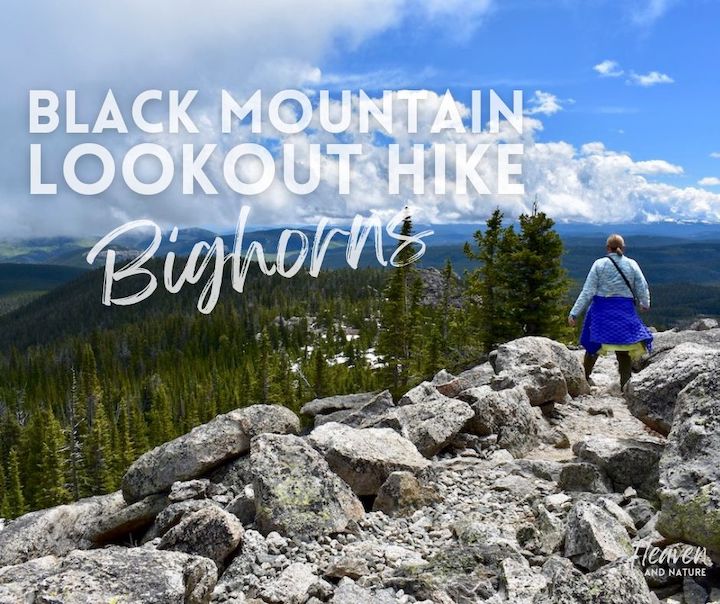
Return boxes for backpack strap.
[606,255,638,304]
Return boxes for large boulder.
[122,404,300,503]
[625,343,720,435]
[492,363,568,406]
[459,386,539,457]
[434,364,495,398]
[316,390,395,429]
[540,558,652,604]
[564,501,632,571]
[657,372,720,553]
[0,492,125,566]
[644,327,720,366]
[0,546,217,604]
[572,436,664,500]
[308,422,430,495]
[158,506,243,566]
[301,392,378,417]
[251,433,364,540]
[372,471,440,516]
[259,562,319,603]
[378,394,474,457]
[89,493,169,544]
[493,336,590,398]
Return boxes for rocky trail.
[1,321,719,603]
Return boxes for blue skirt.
[580,296,653,356]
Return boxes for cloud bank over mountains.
[0,0,717,238]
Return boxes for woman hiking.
[568,234,653,389]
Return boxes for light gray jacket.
[570,253,650,318]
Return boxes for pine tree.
[145,375,174,447]
[377,211,425,393]
[512,202,571,340]
[0,463,10,518]
[6,448,25,518]
[85,402,115,494]
[464,209,520,350]
[65,369,88,500]
[38,410,72,508]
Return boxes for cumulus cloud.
[593,60,624,77]
[699,177,720,186]
[524,91,564,116]
[628,71,674,86]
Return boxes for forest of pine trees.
[0,206,572,518]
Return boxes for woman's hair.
[606,233,625,255]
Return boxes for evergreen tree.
[0,463,10,518]
[38,410,71,508]
[377,211,425,393]
[145,375,174,447]
[512,202,572,340]
[464,209,519,350]
[6,448,25,518]
[85,401,115,494]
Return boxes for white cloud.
[628,71,674,86]
[594,60,624,77]
[699,177,720,186]
[710,152,720,159]
[525,91,564,116]
[632,0,678,25]
[631,160,683,175]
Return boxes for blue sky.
[1,0,719,237]
[325,0,719,185]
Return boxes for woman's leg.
[616,351,632,389]
[583,352,598,381]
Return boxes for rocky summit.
[1,327,720,603]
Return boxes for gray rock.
[225,485,255,525]
[0,492,125,566]
[330,577,398,604]
[573,436,664,500]
[89,493,169,544]
[541,558,652,604]
[435,363,495,398]
[397,380,438,406]
[493,336,590,397]
[657,371,720,554]
[0,546,217,604]
[459,386,539,457]
[499,557,548,603]
[143,499,219,543]
[259,562,318,604]
[169,479,211,502]
[626,343,720,435]
[318,390,395,429]
[301,392,378,417]
[213,529,267,598]
[372,471,440,516]
[158,505,243,566]
[324,555,371,580]
[624,498,656,529]
[208,455,254,492]
[536,505,565,555]
[251,433,364,539]
[646,327,720,365]
[492,363,568,406]
[558,462,613,494]
[122,404,300,503]
[688,318,719,331]
[308,422,430,496]
[564,500,632,571]
[380,393,474,457]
